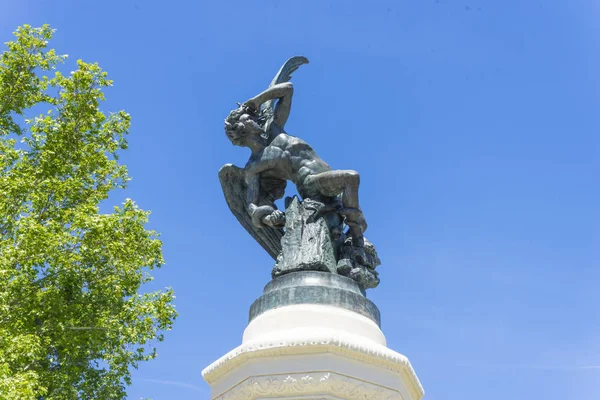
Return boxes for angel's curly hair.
[224,104,264,137]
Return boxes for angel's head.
[224,104,263,147]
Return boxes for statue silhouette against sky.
[219,57,379,289]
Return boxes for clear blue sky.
[3,0,599,399]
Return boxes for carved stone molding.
[216,372,402,400]
[202,332,424,400]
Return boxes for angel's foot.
[353,246,366,264]
[341,237,366,263]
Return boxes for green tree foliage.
[0,25,177,399]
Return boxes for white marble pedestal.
[202,303,424,399]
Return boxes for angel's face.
[224,114,248,146]
[225,112,264,147]
[225,125,246,147]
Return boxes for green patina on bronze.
[249,271,381,327]
[219,57,381,291]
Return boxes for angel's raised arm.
[246,82,294,128]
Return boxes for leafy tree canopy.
[0,24,177,399]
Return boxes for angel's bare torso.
[245,133,331,198]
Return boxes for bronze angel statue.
[219,57,380,289]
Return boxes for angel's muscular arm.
[247,174,285,228]
[245,82,294,128]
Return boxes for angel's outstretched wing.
[260,56,309,122]
[218,164,283,260]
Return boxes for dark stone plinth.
[272,197,341,278]
[249,271,381,327]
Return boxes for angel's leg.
[304,170,366,244]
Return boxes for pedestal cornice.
[202,327,424,400]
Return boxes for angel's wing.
[260,56,309,122]
[218,164,283,260]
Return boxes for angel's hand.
[263,210,286,227]
[243,99,259,113]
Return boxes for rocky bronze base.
[272,197,342,277]
[337,237,380,289]
[272,196,381,291]
[249,271,381,327]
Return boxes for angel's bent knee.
[343,170,360,186]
